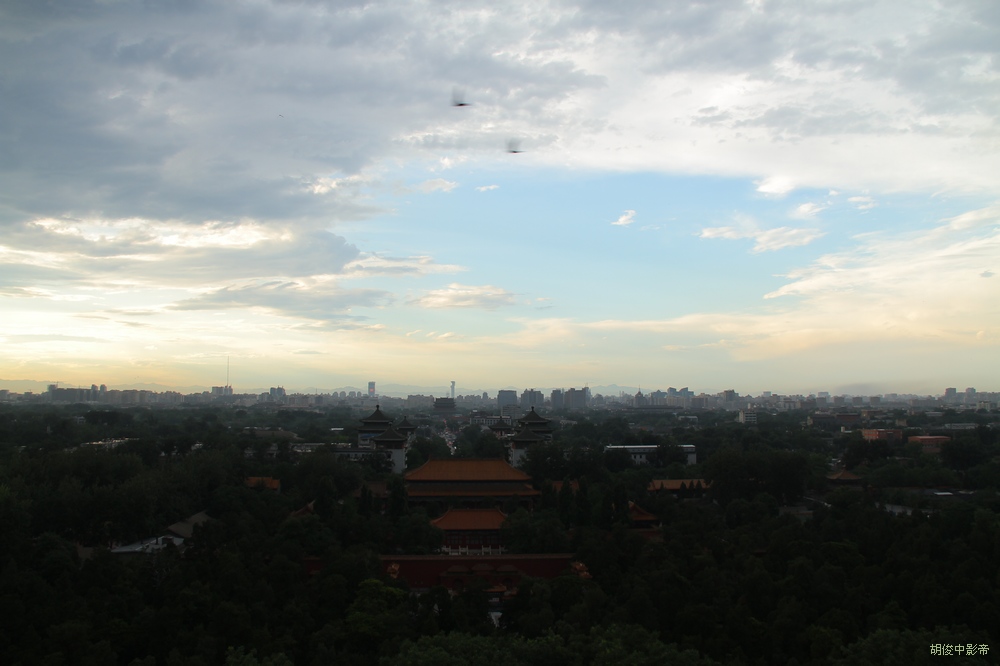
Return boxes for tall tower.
[450,381,456,399]
[368,381,376,398]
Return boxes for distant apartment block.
[862,428,903,443]
[520,388,544,410]
[909,435,950,455]
[564,387,590,410]
[497,390,518,411]
[605,444,696,466]
[406,394,434,409]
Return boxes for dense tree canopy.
[0,403,996,663]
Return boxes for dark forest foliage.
[0,404,996,664]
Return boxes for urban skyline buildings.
[7,376,996,410]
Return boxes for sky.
[1,0,998,396]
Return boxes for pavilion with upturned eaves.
[357,405,414,473]
[506,407,553,467]
[405,458,540,509]
[516,407,553,438]
[508,427,545,468]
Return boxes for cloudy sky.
[1,0,998,396]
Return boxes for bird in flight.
[506,139,524,153]
[452,87,471,107]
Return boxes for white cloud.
[612,210,636,226]
[768,205,1000,300]
[417,178,458,193]
[755,177,796,198]
[583,203,1000,358]
[476,184,500,192]
[791,202,825,219]
[849,196,876,211]
[700,219,824,253]
[342,254,466,277]
[170,280,391,324]
[411,283,516,309]
[2,217,362,287]
[308,175,366,195]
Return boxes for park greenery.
[0,402,997,664]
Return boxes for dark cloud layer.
[3,0,995,230]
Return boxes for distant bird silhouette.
[452,87,471,107]
[506,139,524,153]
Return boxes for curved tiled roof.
[628,501,659,523]
[360,405,392,425]
[373,427,406,442]
[396,417,417,433]
[406,458,532,482]
[648,479,710,492]
[511,427,544,443]
[517,407,550,424]
[431,508,508,531]
[406,483,539,497]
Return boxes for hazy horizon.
[2,2,998,394]
[2,376,986,401]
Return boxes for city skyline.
[3,376,995,403]
[2,2,998,394]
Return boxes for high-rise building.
[497,390,518,411]
[564,387,589,410]
[550,389,564,410]
[520,388,544,409]
[368,381,376,398]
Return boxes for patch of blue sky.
[360,166,818,312]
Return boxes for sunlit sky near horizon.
[1,0,998,396]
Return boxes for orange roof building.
[245,477,281,492]
[908,435,950,455]
[405,458,540,507]
[628,501,659,528]
[648,479,710,498]
[431,508,508,554]
[826,469,862,484]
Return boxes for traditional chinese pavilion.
[405,458,540,508]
